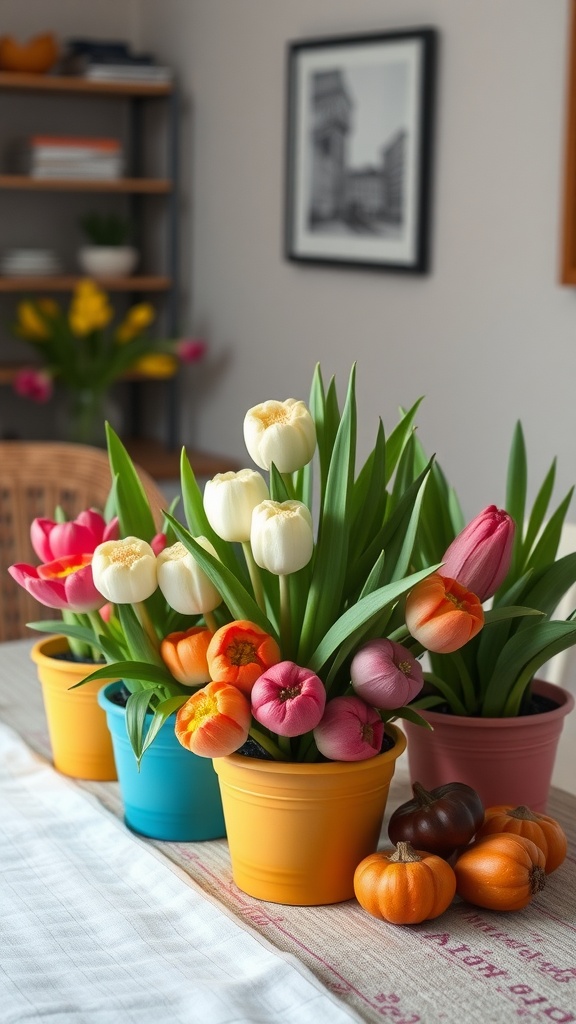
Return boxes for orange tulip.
[206,619,281,695]
[175,680,251,757]
[405,573,484,653]
[160,626,213,686]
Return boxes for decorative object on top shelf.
[0,33,59,74]
[78,211,137,278]
[10,278,206,444]
[404,424,576,810]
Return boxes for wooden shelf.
[123,438,240,481]
[0,361,176,385]
[0,71,172,98]
[0,275,171,293]
[0,175,171,193]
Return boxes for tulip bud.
[156,539,222,615]
[161,626,212,686]
[203,469,269,543]
[243,398,316,473]
[313,696,384,761]
[175,681,251,757]
[250,500,314,575]
[91,537,158,604]
[350,639,423,709]
[440,505,515,602]
[405,573,484,654]
[251,661,326,736]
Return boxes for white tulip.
[156,538,222,614]
[243,398,316,473]
[250,500,314,575]
[91,537,158,604]
[203,469,269,542]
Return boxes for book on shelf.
[83,64,173,83]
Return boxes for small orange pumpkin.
[477,805,567,874]
[353,841,456,924]
[454,833,546,911]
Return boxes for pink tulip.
[176,338,207,363]
[313,696,383,761]
[9,554,106,612]
[440,505,515,602]
[250,661,326,737]
[151,531,168,555]
[350,639,424,709]
[31,509,119,562]
[13,368,53,403]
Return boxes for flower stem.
[204,610,218,634]
[248,726,290,761]
[241,541,266,612]
[135,601,160,654]
[279,574,291,657]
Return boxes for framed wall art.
[284,28,437,273]
[561,0,576,284]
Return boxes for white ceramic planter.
[78,245,138,278]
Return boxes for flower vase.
[31,635,117,781]
[65,388,108,447]
[213,724,406,906]
[99,682,226,842]
[403,680,575,812]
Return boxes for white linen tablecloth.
[0,719,362,1024]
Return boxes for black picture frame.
[284,28,437,273]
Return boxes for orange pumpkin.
[477,805,567,874]
[454,833,546,911]
[353,841,456,924]
[0,33,59,74]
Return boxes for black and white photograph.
[285,29,437,272]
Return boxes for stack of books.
[25,136,124,180]
[1,248,62,276]
[62,38,173,84]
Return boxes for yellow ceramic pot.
[31,635,117,781]
[213,724,406,906]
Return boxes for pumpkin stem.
[390,841,422,863]
[530,866,546,895]
[412,781,435,807]
[508,805,539,821]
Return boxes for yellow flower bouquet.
[11,278,206,444]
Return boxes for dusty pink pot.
[403,680,574,812]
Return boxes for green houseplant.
[78,210,138,277]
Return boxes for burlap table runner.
[2,639,575,1024]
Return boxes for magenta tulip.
[251,661,326,737]
[13,368,53,403]
[440,505,515,602]
[313,696,383,761]
[9,553,106,612]
[350,638,424,709]
[31,509,119,562]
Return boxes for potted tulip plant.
[405,422,576,811]
[7,454,226,841]
[77,364,488,905]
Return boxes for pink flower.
[440,505,515,602]
[250,661,326,737]
[151,531,168,555]
[13,368,53,403]
[31,509,119,562]
[9,554,106,612]
[350,639,423,709]
[176,338,207,363]
[313,696,383,761]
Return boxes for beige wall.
[2,0,575,522]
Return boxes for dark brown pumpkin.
[388,780,484,858]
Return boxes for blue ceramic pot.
[98,681,226,842]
